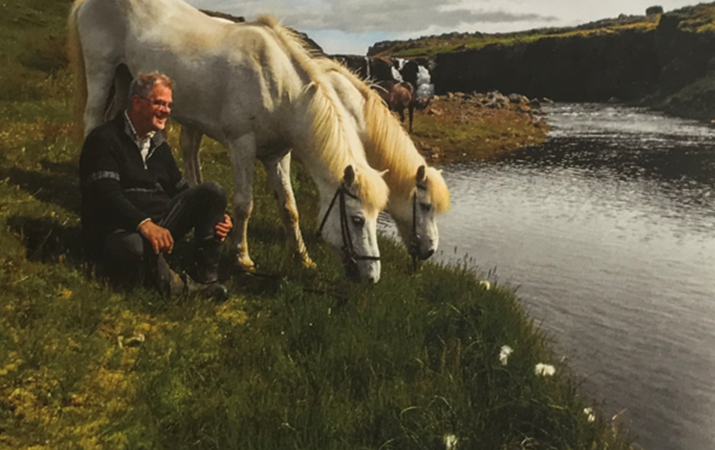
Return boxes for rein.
[409,184,428,271]
[317,186,380,272]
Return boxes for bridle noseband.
[317,186,380,273]
[410,183,428,269]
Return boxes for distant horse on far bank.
[374,80,417,133]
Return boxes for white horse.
[68,0,389,282]
[181,55,450,261]
[318,60,450,260]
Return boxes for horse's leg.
[398,107,406,123]
[408,104,415,134]
[261,152,316,269]
[180,126,204,187]
[228,134,257,272]
[105,64,133,122]
[83,64,118,134]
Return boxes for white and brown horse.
[68,0,389,282]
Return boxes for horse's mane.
[257,15,388,214]
[316,59,450,214]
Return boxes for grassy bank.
[409,96,549,164]
[1,2,630,449]
[369,15,658,58]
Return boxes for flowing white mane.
[316,59,450,213]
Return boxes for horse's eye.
[420,203,432,213]
[351,216,365,227]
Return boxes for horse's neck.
[289,86,366,199]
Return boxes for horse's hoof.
[237,256,256,273]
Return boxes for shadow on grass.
[7,215,83,263]
[0,159,81,214]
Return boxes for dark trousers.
[100,182,228,286]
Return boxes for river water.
[389,104,715,450]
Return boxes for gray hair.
[128,72,174,100]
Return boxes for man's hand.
[215,214,233,241]
[138,220,174,254]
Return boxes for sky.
[185,0,701,54]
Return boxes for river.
[386,104,715,450]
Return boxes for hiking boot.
[155,253,186,298]
[192,237,222,284]
[156,251,228,302]
[184,275,229,303]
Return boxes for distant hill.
[366,2,715,122]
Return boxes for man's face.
[133,83,172,133]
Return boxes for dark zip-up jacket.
[79,114,188,257]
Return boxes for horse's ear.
[416,165,426,183]
[343,165,356,187]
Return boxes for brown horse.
[375,80,416,133]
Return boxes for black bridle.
[409,184,428,270]
[317,186,380,274]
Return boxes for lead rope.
[411,191,419,272]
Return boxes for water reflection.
[382,104,715,450]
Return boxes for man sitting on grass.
[79,72,232,301]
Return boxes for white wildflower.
[499,345,513,366]
[443,434,458,450]
[584,407,596,423]
[479,280,491,290]
[534,363,556,376]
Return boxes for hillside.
[368,3,715,122]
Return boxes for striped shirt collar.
[123,110,166,149]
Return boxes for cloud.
[188,0,558,33]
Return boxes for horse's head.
[393,165,450,260]
[318,165,384,283]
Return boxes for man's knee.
[102,231,145,263]
[198,181,227,207]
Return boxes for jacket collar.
[122,110,166,149]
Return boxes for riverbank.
[0,2,629,449]
[410,91,550,164]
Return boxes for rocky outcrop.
[431,28,661,102]
[653,11,715,93]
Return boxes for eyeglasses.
[138,96,173,110]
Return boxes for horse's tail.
[67,0,89,139]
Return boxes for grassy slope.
[371,17,658,58]
[371,3,715,58]
[0,2,630,449]
[410,99,549,163]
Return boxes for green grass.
[375,18,658,58]
[0,1,633,449]
[372,3,715,58]
[409,100,549,162]
[670,3,715,32]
